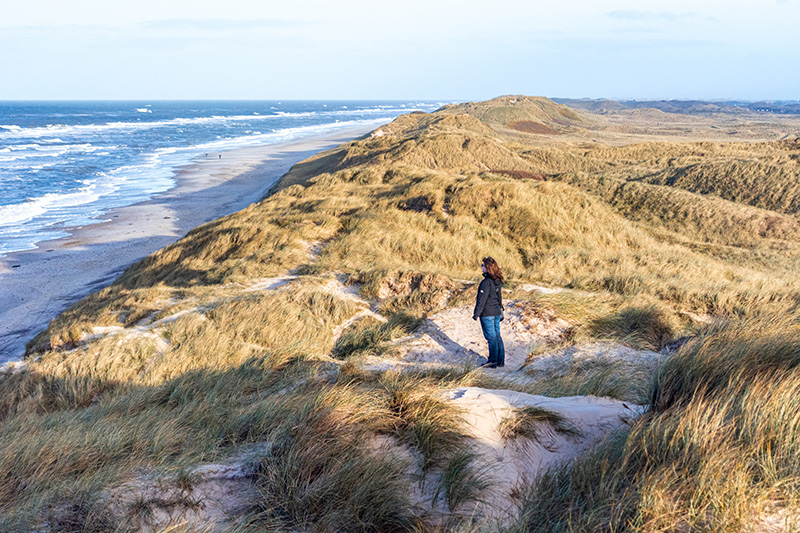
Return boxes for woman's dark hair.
[482,256,504,283]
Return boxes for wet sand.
[0,125,374,363]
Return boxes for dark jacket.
[473,274,503,319]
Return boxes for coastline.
[0,124,376,363]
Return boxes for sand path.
[364,298,570,374]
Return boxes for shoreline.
[0,124,376,363]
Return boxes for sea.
[0,100,443,257]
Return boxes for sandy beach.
[0,125,375,363]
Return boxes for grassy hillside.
[3,97,800,531]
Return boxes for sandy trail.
[350,291,657,522]
[363,299,570,373]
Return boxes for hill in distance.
[3,96,800,531]
[554,97,800,115]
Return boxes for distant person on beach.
[473,256,505,368]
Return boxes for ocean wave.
[27,163,57,171]
[0,143,108,162]
[0,152,65,162]
[2,143,44,151]
[0,184,110,227]
[0,105,439,140]
[0,112,322,139]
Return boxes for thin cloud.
[141,19,302,31]
[610,26,664,35]
[521,34,719,51]
[607,10,700,21]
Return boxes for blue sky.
[1,0,798,100]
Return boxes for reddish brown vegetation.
[508,120,561,135]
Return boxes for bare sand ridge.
[0,126,375,363]
[443,388,639,520]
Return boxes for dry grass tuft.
[249,383,416,532]
[588,305,677,351]
[433,448,492,512]
[521,358,654,404]
[379,371,467,472]
[500,406,581,443]
[651,314,800,411]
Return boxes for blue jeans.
[479,315,505,366]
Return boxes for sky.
[1,0,798,101]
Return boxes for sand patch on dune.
[443,387,640,521]
[107,445,272,532]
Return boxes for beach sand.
[0,125,375,363]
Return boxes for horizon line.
[1,96,798,104]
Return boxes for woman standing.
[472,256,505,368]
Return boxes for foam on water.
[0,185,107,226]
[0,103,440,141]
[0,143,106,162]
[0,109,395,140]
